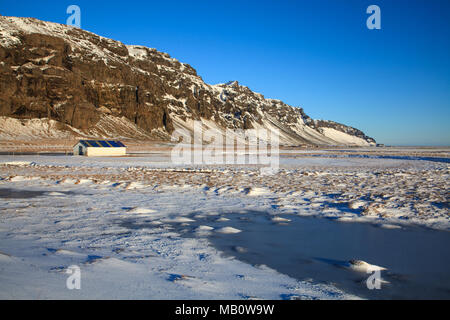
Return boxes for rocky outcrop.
[313,120,376,145]
[0,16,376,146]
[0,18,175,136]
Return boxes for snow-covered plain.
[0,152,448,299]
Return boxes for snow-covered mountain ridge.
[0,16,376,146]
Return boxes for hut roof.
[77,140,126,148]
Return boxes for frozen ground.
[0,151,448,299]
[0,170,355,300]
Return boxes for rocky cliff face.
[0,16,376,146]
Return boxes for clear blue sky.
[1,0,449,146]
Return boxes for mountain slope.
[0,16,376,146]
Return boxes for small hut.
[73,140,127,157]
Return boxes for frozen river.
[175,211,450,299]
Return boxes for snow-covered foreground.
[0,153,448,299]
[0,174,356,300]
